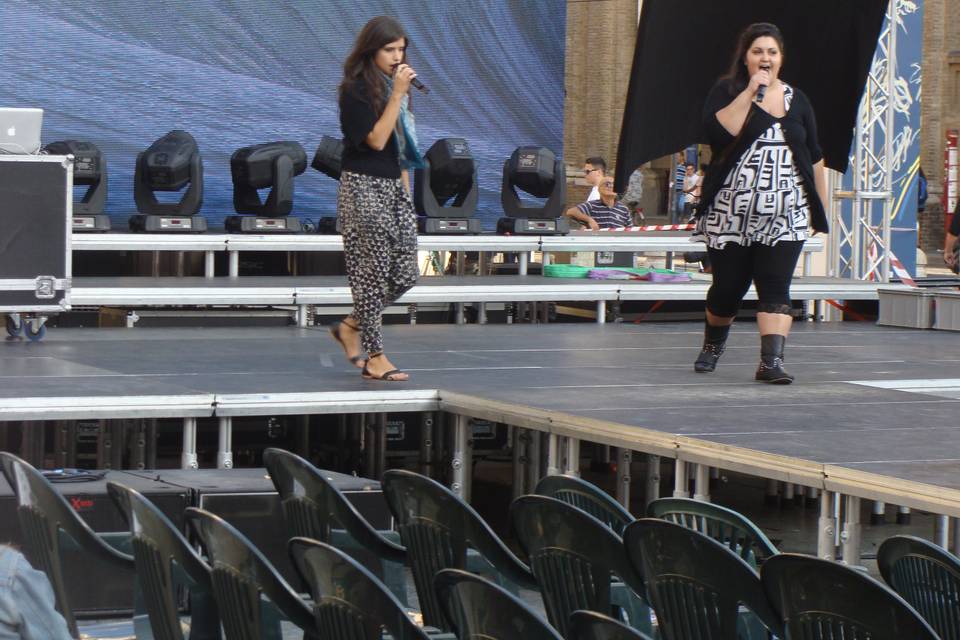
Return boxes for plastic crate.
[933,289,960,331]
[877,287,935,329]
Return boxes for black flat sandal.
[361,363,407,381]
[329,320,366,367]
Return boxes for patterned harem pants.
[338,171,419,355]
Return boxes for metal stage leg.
[563,437,580,477]
[539,301,550,324]
[181,417,199,469]
[693,464,710,502]
[645,454,661,508]
[419,412,435,478]
[870,501,886,525]
[512,427,527,499]
[765,479,780,505]
[526,430,542,491]
[372,414,387,479]
[19,421,45,467]
[408,304,417,325]
[814,299,824,322]
[546,434,561,476]
[665,251,673,270]
[297,305,309,328]
[478,302,487,325]
[673,460,689,498]
[615,449,632,509]
[596,301,606,325]
[204,250,215,278]
[217,417,233,469]
[935,515,950,549]
[519,252,529,276]
[897,505,912,524]
[806,485,819,508]
[841,495,862,565]
[228,251,239,277]
[952,518,960,557]
[817,491,837,560]
[478,251,488,275]
[450,414,472,501]
[783,482,796,505]
[455,303,466,325]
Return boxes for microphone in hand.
[756,64,770,103]
[410,77,429,94]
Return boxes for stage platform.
[2,321,959,528]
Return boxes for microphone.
[756,64,770,103]
[393,64,430,94]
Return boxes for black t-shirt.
[339,81,401,179]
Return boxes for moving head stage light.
[497,146,568,235]
[225,141,307,233]
[43,140,110,232]
[130,130,207,232]
[414,138,481,234]
[311,136,345,234]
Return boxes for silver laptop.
[0,108,43,154]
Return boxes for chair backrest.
[381,469,536,629]
[535,475,634,536]
[568,610,654,640]
[185,507,317,640]
[0,452,134,639]
[877,535,960,640]
[762,553,940,640]
[623,518,782,640]
[263,449,405,574]
[107,480,221,640]
[646,497,778,566]
[289,538,429,640]
[510,494,647,640]
[434,568,563,640]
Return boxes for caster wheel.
[25,321,46,342]
[5,315,22,338]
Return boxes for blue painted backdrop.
[1,1,565,229]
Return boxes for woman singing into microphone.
[691,22,828,384]
[329,16,424,381]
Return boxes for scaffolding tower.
[829,0,898,282]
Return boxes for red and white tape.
[595,224,696,232]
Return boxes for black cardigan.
[695,79,829,234]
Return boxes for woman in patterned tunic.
[329,16,423,382]
[692,22,828,384]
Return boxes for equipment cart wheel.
[25,316,47,342]
[5,314,23,338]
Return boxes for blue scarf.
[383,74,425,170]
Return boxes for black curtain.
[614,0,888,190]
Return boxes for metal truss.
[829,0,897,281]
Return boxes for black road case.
[1,155,73,339]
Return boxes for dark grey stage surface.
[3,322,959,495]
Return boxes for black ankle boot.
[755,334,794,384]
[694,323,731,373]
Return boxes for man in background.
[565,176,631,229]
[582,156,606,202]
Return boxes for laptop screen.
[0,108,44,154]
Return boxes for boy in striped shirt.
[565,177,631,229]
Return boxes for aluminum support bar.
[673,460,689,498]
[644,454,661,508]
[216,417,233,469]
[817,491,837,560]
[615,448,632,509]
[450,414,472,500]
[181,417,198,469]
[693,465,710,502]
[546,434,561,477]
[841,495,862,566]
[563,437,580,477]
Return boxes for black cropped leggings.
[705,241,805,318]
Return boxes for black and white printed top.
[693,85,809,249]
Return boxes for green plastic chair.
[878,534,960,640]
[624,518,783,640]
[646,498,778,567]
[569,610,654,640]
[381,470,538,631]
[763,553,939,639]
[510,495,653,639]
[535,475,634,536]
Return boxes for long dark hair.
[721,22,785,94]
[339,16,408,113]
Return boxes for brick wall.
[920,0,960,250]
[563,0,638,206]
